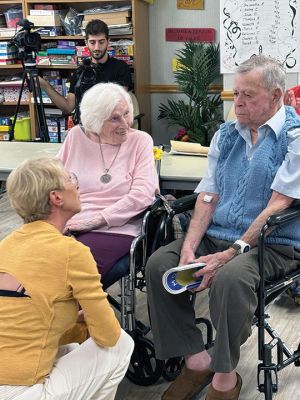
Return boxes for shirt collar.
[230,105,286,140]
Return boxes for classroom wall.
[148,0,220,144]
[148,1,298,144]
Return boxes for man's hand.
[191,248,236,292]
[179,242,196,266]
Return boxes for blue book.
[47,48,76,55]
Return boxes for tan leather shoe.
[161,366,214,400]
[205,373,242,400]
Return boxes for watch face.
[244,245,250,253]
[231,243,241,252]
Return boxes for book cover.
[162,262,205,294]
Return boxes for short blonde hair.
[80,82,134,134]
[6,157,67,223]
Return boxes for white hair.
[236,55,286,92]
[80,82,134,134]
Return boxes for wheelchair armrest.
[171,193,199,214]
[266,200,300,228]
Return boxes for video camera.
[11,19,41,63]
[77,57,105,94]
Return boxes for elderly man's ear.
[273,88,283,104]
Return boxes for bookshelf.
[0,0,151,139]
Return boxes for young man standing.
[39,20,132,119]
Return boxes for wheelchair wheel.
[295,343,300,366]
[126,335,164,386]
[264,370,273,400]
[162,356,184,381]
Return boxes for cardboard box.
[34,4,63,10]
[83,11,131,22]
[27,14,63,27]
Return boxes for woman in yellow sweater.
[0,157,134,400]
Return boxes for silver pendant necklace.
[98,138,121,184]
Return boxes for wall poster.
[220,0,300,73]
[177,0,204,10]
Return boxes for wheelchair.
[106,195,190,386]
[157,193,300,400]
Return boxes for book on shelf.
[44,107,64,116]
[47,48,76,55]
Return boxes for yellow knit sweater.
[0,221,120,385]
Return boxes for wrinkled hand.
[190,249,234,292]
[64,215,105,233]
[179,245,196,266]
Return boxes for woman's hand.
[65,215,106,233]
[191,248,235,292]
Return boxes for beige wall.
[148,0,298,144]
[148,0,220,144]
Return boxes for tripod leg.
[29,72,49,142]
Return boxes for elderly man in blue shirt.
[146,55,300,400]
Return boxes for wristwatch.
[230,240,251,254]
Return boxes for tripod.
[10,55,49,142]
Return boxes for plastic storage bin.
[10,116,31,141]
[4,8,23,28]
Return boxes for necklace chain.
[98,138,121,184]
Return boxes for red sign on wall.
[165,28,215,43]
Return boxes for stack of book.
[37,40,78,66]
[109,39,134,65]
[47,40,76,65]
[0,27,21,38]
[81,5,132,35]
[45,113,67,143]
[40,71,68,102]
[0,42,18,65]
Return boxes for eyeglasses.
[68,172,79,188]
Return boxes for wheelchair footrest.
[257,364,278,394]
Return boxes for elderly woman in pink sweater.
[57,82,158,288]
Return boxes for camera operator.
[39,19,132,118]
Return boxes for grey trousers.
[145,235,300,372]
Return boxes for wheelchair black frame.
[257,205,300,399]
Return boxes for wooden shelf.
[0,0,151,137]
[2,102,29,106]
[40,34,133,40]
[26,0,128,3]
[0,64,22,69]
[37,64,77,69]
[0,0,23,4]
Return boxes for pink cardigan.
[57,125,159,237]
